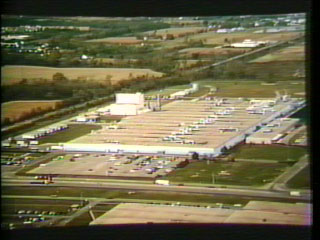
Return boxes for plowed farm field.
[1,65,164,85]
[1,100,63,123]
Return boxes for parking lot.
[27,154,187,179]
[1,152,46,166]
[1,198,82,230]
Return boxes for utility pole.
[212,172,215,185]
[80,192,83,206]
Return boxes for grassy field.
[1,198,76,215]
[157,31,302,50]
[86,36,143,44]
[176,59,211,69]
[1,100,63,123]
[249,45,305,63]
[178,47,250,56]
[245,61,305,80]
[230,145,308,161]
[38,124,102,144]
[1,65,164,85]
[66,204,117,227]
[290,106,309,125]
[93,58,139,64]
[145,84,191,96]
[286,164,310,189]
[163,161,289,186]
[186,31,302,45]
[187,87,211,97]
[144,27,207,38]
[86,37,160,45]
[196,80,305,98]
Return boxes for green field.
[231,145,308,161]
[196,80,305,98]
[38,124,102,144]
[286,164,311,189]
[66,204,117,227]
[162,161,289,186]
[290,106,310,125]
[145,84,190,96]
[187,87,211,97]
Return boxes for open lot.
[26,154,186,179]
[1,65,165,85]
[162,161,290,186]
[38,124,102,144]
[198,80,305,98]
[1,100,63,123]
[230,145,308,161]
[89,201,311,226]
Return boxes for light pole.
[212,172,215,185]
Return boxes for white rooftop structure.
[116,92,144,107]
[110,93,145,116]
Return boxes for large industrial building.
[246,118,300,144]
[56,96,304,157]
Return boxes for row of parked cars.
[17,210,58,216]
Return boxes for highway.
[1,177,311,202]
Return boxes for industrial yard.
[63,95,305,156]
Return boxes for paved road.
[2,178,311,202]
[270,155,309,192]
[55,201,100,226]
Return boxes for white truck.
[155,180,170,186]
[51,145,64,150]
[289,191,301,197]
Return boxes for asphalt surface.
[1,177,311,202]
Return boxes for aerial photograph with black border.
[1,0,313,240]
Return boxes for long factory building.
[58,97,304,157]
